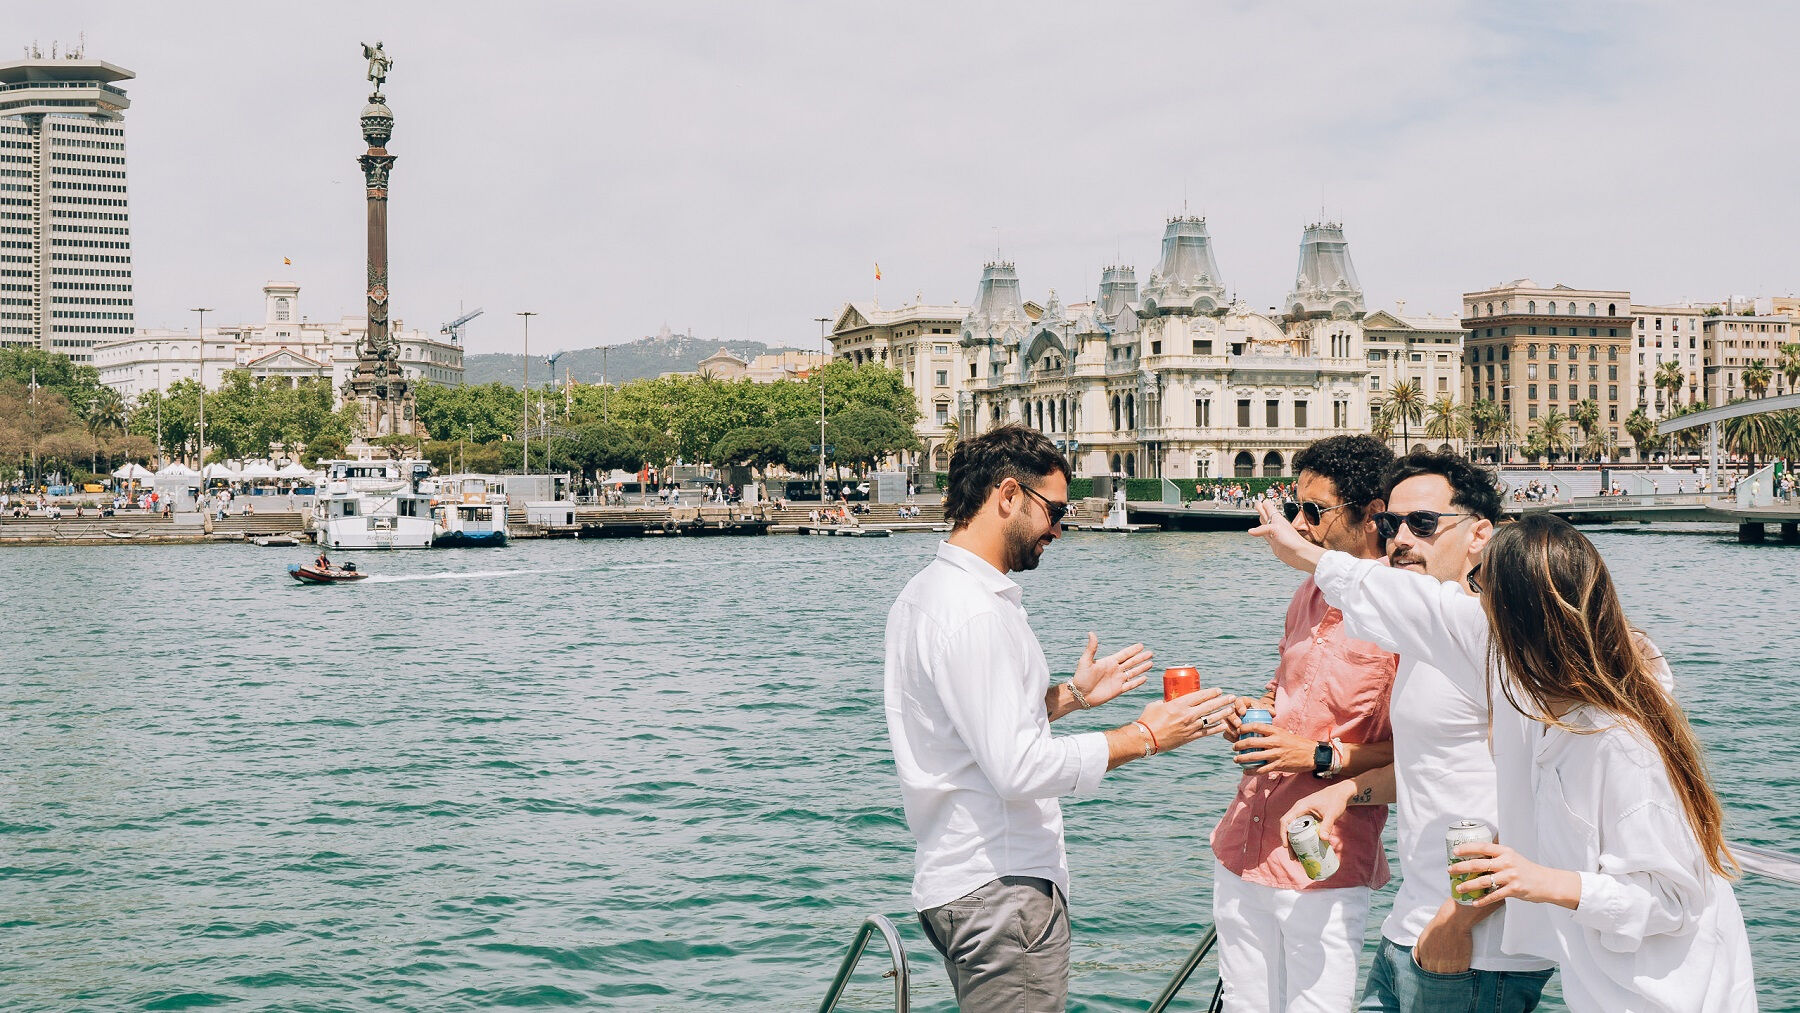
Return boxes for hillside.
[462,330,807,387]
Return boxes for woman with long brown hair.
[1248,505,1755,1011]
[1443,515,1753,1011]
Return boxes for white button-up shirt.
[1317,551,1755,1009]
[885,541,1109,912]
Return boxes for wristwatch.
[1311,741,1335,778]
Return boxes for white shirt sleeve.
[1313,550,1490,696]
[930,612,1109,802]
[1572,798,1709,952]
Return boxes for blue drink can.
[1237,708,1274,771]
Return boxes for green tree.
[1743,359,1772,398]
[1655,359,1686,413]
[1375,380,1425,451]
[826,406,922,475]
[1533,408,1573,464]
[1777,342,1800,396]
[1423,396,1469,454]
[1624,406,1658,460]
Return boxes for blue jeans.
[1359,938,1553,1013]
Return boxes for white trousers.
[1211,860,1373,1013]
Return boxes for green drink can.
[1446,818,1495,905]
[1287,815,1340,881]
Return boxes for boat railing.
[818,843,1800,1011]
[816,914,909,1013]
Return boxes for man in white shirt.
[1275,451,1554,1011]
[886,424,1232,1012]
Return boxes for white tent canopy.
[276,461,315,479]
[240,461,281,480]
[156,463,198,477]
[202,463,242,480]
[112,463,155,480]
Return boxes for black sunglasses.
[1467,561,1484,594]
[1283,499,1348,526]
[1372,509,1469,540]
[1015,482,1069,526]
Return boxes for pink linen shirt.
[1209,576,1396,891]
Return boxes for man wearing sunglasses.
[1209,435,1399,1012]
[885,424,1232,1011]
[1266,451,1553,1012]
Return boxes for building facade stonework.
[836,217,1458,479]
[94,281,462,398]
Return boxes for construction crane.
[440,307,484,344]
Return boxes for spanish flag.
[874,262,882,281]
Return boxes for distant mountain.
[461,330,806,387]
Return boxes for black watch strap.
[1312,741,1334,776]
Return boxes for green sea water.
[2,529,1795,1010]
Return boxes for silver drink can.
[1446,818,1496,905]
[1237,708,1274,771]
[1287,815,1340,881]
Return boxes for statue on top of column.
[361,41,392,93]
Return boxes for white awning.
[112,463,155,480]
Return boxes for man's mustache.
[1389,547,1426,568]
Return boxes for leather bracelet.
[1133,720,1159,756]
[1065,679,1090,710]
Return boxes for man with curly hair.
[1211,435,1400,1011]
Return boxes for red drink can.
[1163,666,1201,701]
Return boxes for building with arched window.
[833,216,1436,481]
[1460,280,1638,458]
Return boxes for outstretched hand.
[1074,633,1153,708]
[1248,500,1326,574]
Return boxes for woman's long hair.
[1479,514,1736,877]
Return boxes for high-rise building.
[0,49,135,360]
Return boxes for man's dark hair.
[1382,449,1504,521]
[1292,435,1395,515]
[943,424,1071,529]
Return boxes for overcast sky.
[18,1,1799,354]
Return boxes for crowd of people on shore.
[883,425,1754,1012]
[1204,481,1297,507]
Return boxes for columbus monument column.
[344,41,417,445]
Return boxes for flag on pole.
[874,262,882,281]
[283,257,292,265]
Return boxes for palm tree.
[1583,426,1618,463]
[1721,402,1788,472]
[1467,399,1516,463]
[1377,380,1426,452]
[1777,342,1800,396]
[1624,406,1657,461]
[1743,359,1773,399]
[1534,408,1573,464]
[83,387,126,475]
[1423,396,1469,455]
[1570,399,1601,460]
[1655,360,1686,414]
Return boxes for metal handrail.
[1147,925,1224,1013]
[1732,842,1800,886]
[817,914,910,1013]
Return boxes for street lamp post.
[815,316,831,501]
[192,306,213,469]
[517,311,537,479]
[154,346,163,465]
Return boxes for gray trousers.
[918,876,1071,1012]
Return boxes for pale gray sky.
[18,1,1799,355]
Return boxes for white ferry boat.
[431,475,509,548]
[312,458,436,550]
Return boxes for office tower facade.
[0,50,135,361]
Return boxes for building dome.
[361,101,393,147]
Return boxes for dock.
[795,525,890,537]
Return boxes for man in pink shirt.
[1211,435,1399,1011]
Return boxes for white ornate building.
[837,217,1434,479]
[93,281,463,399]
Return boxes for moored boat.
[431,475,509,547]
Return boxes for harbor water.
[3,530,1797,1010]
